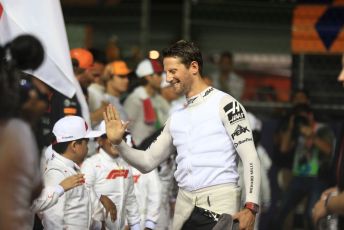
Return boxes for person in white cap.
[124,58,163,146]
[103,40,261,230]
[81,121,141,230]
[42,116,116,230]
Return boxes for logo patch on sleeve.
[224,101,245,124]
[231,125,250,140]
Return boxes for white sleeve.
[31,185,64,212]
[219,95,261,205]
[125,168,141,226]
[145,169,162,228]
[117,119,175,173]
[42,169,66,230]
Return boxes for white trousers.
[172,183,241,230]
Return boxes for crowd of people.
[1,34,344,230]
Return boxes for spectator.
[212,51,245,100]
[104,60,131,122]
[124,58,163,145]
[274,104,335,229]
[311,54,344,229]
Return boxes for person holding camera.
[274,104,335,229]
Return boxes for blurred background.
[61,0,344,118]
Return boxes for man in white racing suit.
[103,40,261,230]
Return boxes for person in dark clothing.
[312,55,344,229]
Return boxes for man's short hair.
[162,40,203,76]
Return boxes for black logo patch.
[231,125,250,140]
[234,138,253,148]
[203,87,214,97]
[224,101,245,124]
[187,97,197,105]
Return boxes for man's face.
[77,70,94,88]
[147,73,162,91]
[338,55,344,86]
[109,75,129,95]
[163,57,193,96]
[98,136,119,158]
[219,56,233,73]
[90,62,105,79]
[74,139,89,164]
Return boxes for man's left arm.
[219,95,261,229]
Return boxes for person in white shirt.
[81,121,141,230]
[123,58,163,145]
[103,40,261,230]
[104,60,131,122]
[212,51,245,100]
[42,116,116,229]
[127,131,163,230]
[131,162,162,230]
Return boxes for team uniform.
[131,167,162,229]
[115,87,261,229]
[42,152,104,230]
[81,148,141,230]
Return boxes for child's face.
[98,136,119,158]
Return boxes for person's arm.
[144,170,162,229]
[279,116,295,154]
[219,95,260,230]
[306,125,334,156]
[104,105,175,173]
[125,169,141,230]
[42,169,66,230]
[312,190,344,224]
[81,159,116,222]
[32,174,84,212]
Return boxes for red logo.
[106,170,129,179]
[133,175,141,183]
[0,3,3,19]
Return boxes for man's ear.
[189,61,199,75]
[71,140,78,151]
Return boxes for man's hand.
[100,195,117,222]
[103,105,129,145]
[59,174,85,192]
[312,199,327,225]
[233,208,255,230]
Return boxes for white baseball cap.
[135,59,163,78]
[53,116,103,143]
[96,120,106,136]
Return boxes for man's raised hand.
[103,105,129,145]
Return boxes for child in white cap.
[42,116,116,229]
[81,121,141,230]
